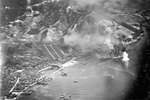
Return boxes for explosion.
[63,0,129,54]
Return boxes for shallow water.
[19,55,135,100]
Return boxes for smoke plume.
[64,0,128,53]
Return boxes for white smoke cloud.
[70,0,128,8]
[71,0,102,8]
[63,23,114,53]
[63,0,129,53]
